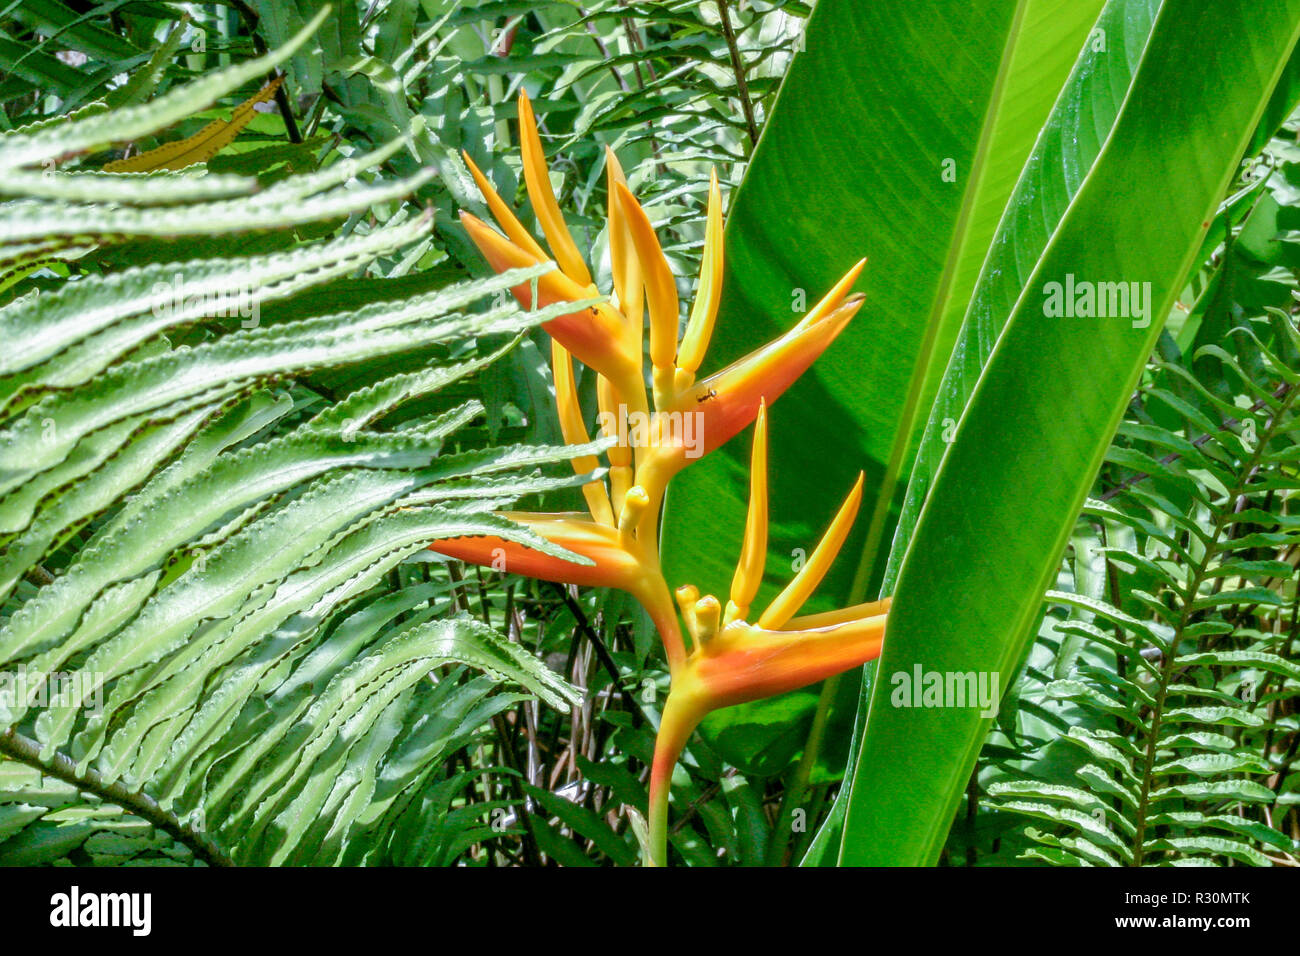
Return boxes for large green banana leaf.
[836,0,1300,865]
[660,0,1104,775]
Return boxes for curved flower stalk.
[432,91,887,865]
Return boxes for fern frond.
[0,37,591,867]
[987,317,1300,866]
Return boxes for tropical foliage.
[0,0,1297,867]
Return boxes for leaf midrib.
[846,0,1033,603]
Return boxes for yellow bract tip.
[615,181,679,374]
[605,147,644,340]
[459,210,541,275]
[677,168,724,374]
[796,257,866,332]
[518,91,593,287]
[461,150,549,263]
[757,471,864,629]
[552,340,614,526]
[729,399,768,615]
[605,145,628,188]
[784,596,893,630]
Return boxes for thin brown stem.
[715,0,759,150]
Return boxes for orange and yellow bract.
[432,91,889,866]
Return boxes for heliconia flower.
[645,402,890,866]
[459,90,867,504]
[439,91,887,867]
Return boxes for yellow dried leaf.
[104,76,283,173]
